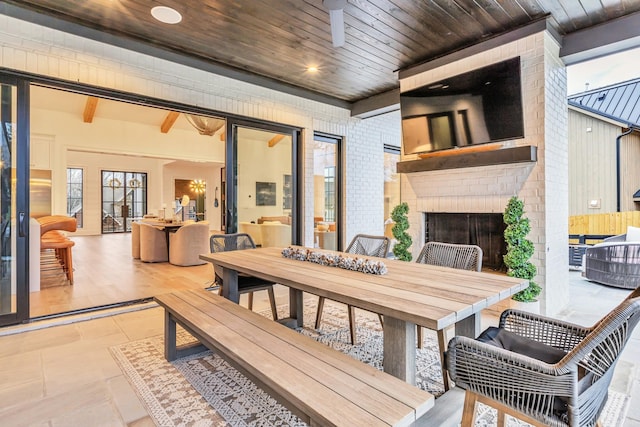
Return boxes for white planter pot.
[509,299,540,314]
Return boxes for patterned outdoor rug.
[111,300,630,427]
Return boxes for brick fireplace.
[398,26,569,316]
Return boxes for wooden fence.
[569,211,640,236]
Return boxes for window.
[67,168,83,228]
[324,166,336,222]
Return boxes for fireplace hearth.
[424,213,506,270]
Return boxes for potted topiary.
[503,196,541,312]
[391,202,412,261]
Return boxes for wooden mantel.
[396,145,537,173]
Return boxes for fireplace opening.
[424,213,506,270]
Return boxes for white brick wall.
[0,14,402,249]
[399,31,569,315]
[542,32,570,314]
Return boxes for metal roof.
[568,78,640,129]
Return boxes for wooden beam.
[268,134,285,147]
[83,96,98,123]
[161,111,180,133]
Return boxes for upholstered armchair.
[168,222,210,266]
[139,222,168,263]
[239,221,263,246]
[260,222,291,248]
[131,221,141,259]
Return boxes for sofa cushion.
[626,226,640,242]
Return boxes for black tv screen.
[400,57,524,155]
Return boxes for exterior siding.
[568,109,640,215]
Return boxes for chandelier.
[190,179,206,194]
[184,114,224,136]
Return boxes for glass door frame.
[313,132,343,251]
[0,74,30,326]
[101,170,148,234]
[225,118,302,246]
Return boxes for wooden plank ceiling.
[5,0,640,103]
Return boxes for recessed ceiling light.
[151,6,182,24]
[307,66,318,73]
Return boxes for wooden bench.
[155,289,434,427]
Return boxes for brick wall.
[0,14,401,248]
[399,31,569,315]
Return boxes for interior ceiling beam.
[561,12,640,65]
[161,111,180,133]
[83,96,98,123]
[268,134,285,147]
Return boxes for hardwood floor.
[30,233,213,318]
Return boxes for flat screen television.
[400,57,524,155]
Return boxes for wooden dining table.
[199,246,528,384]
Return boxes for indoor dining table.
[199,246,528,384]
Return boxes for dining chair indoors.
[314,234,390,345]
[447,287,640,427]
[209,233,279,320]
[416,241,483,391]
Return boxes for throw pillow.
[626,226,640,242]
[476,326,567,363]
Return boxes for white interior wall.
[162,162,223,230]
[237,135,292,222]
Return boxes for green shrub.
[391,202,412,261]
[503,196,541,302]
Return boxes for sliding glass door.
[226,120,300,247]
[313,133,342,251]
[0,77,29,326]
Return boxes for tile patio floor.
[0,272,638,426]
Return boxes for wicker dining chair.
[314,234,390,344]
[416,241,483,391]
[447,287,640,427]
[416,241,483,272]
[209,233,278,320]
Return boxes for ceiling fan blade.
[323,0,347,48]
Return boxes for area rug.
[111,300,630,427]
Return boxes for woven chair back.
[345,234,390,258]
[416,241,483,272]
[570,292,640,424]
[209,233,256,282]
